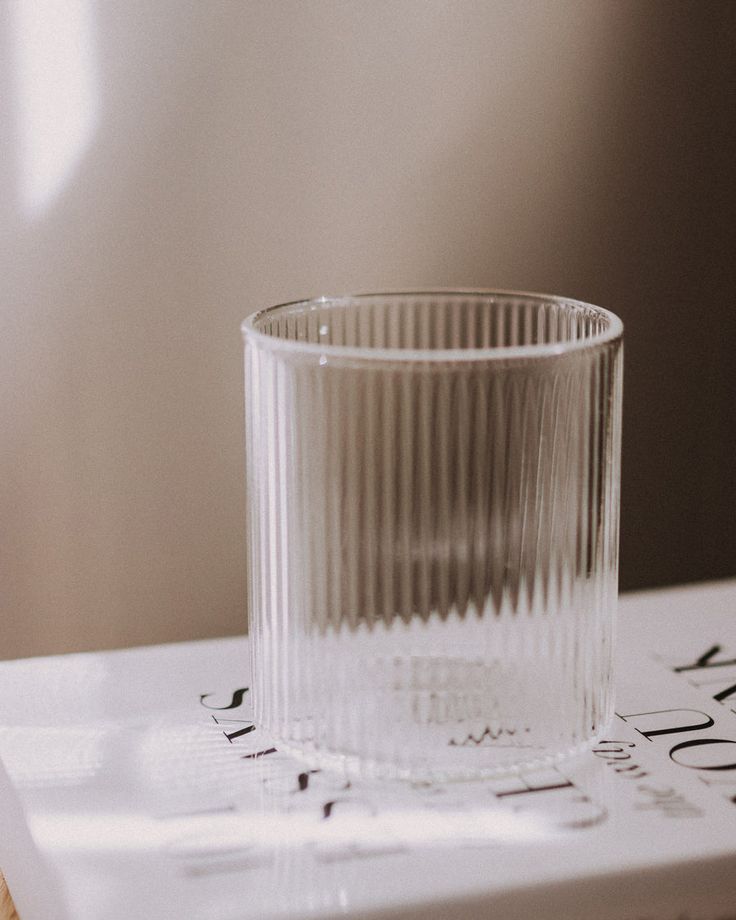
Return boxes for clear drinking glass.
[242,291,623,781]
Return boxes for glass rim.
[241,289,624,363]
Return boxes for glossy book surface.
[0,581,735,920]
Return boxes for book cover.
[0,580,735,920]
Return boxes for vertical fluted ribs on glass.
[244,293,622,779]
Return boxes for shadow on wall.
[414,2,736,593]
[0,0,734,658]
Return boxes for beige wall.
[1,1,734,658]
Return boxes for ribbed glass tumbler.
[242,291,623,781]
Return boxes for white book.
[1,580,735,920]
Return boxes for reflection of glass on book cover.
[0,580,735,920]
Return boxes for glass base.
[259,727,610,783]
[253,608,612,781]
[254,626,614,782]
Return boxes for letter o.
[669,737,736,771]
